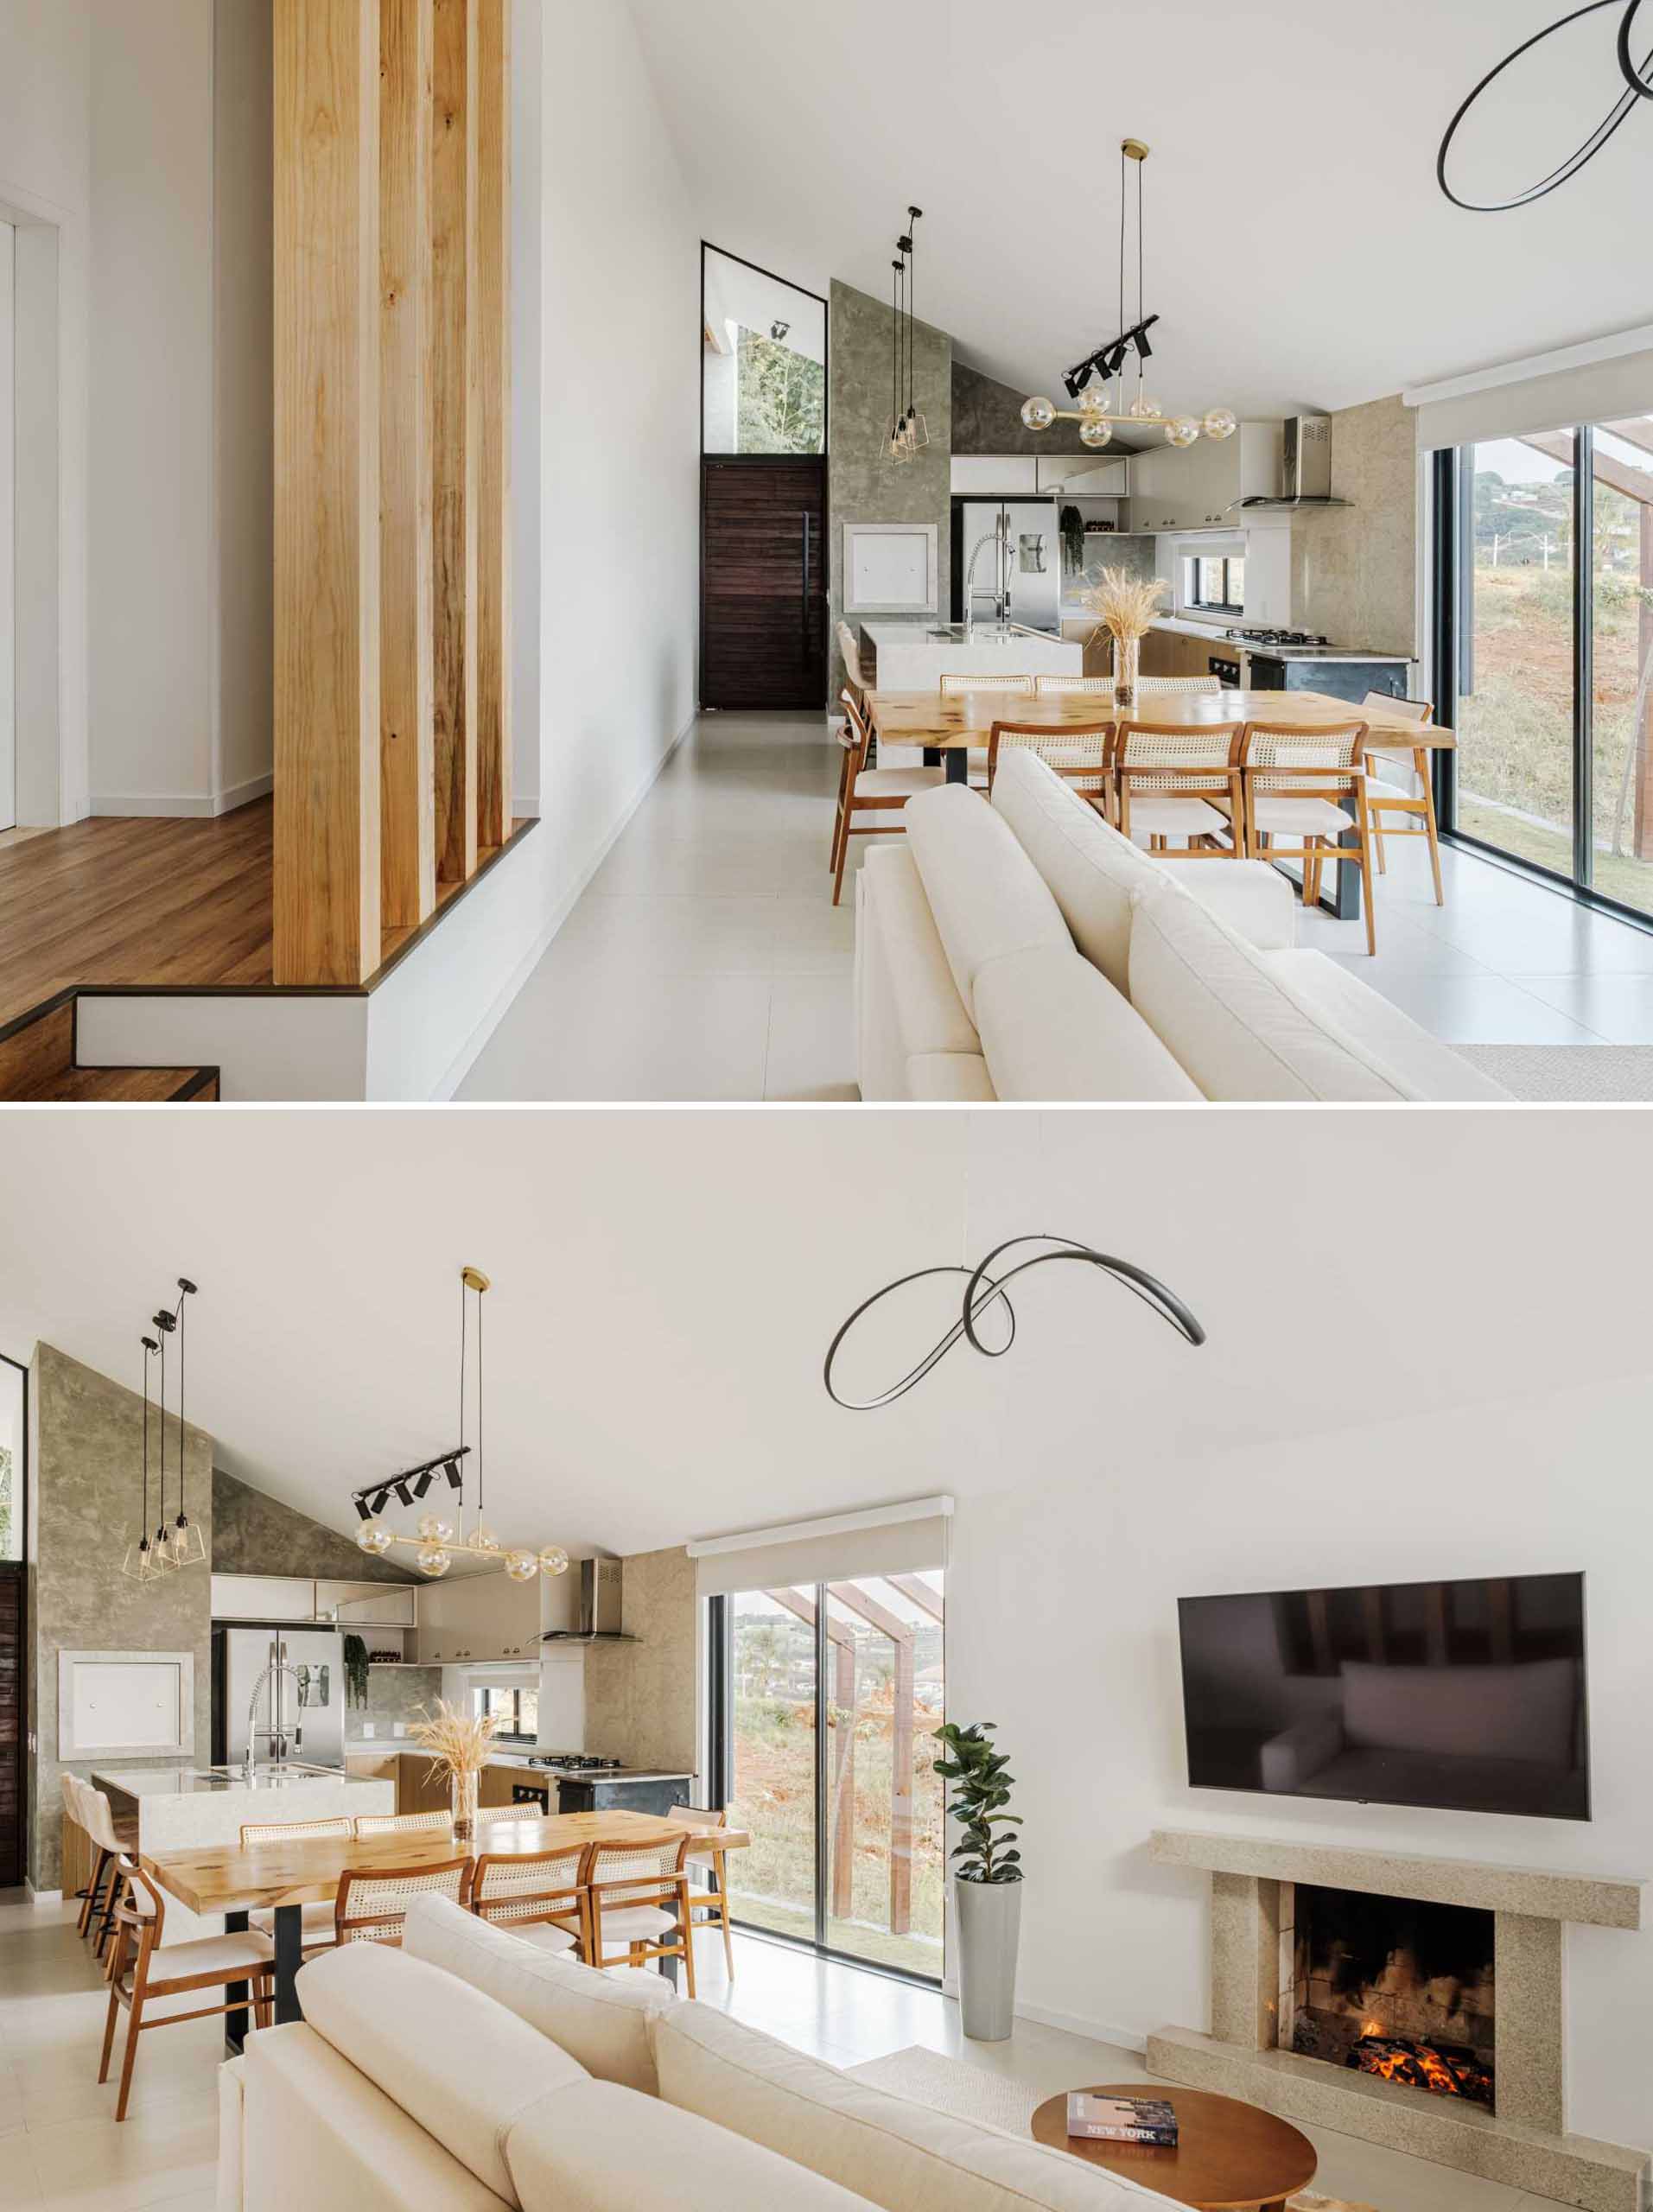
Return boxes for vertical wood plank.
[273,0,382,986]
[475,0,512,849]
[379,0,436,928]
[431,0,480,885]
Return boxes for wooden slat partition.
[431,0,480,887]
[273,0,383,987]
[378,0,437,929]
[475,0,512,849]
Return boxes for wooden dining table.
[143,1806,750,2043]
[864,687,1457,921]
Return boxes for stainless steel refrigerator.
[957,500,1060,633]
[212,1627,346,1771]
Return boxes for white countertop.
[95,1764,386,1800]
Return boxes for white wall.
[946,1371,1653,2158]
[86,0,216,815]
[0,0,92,824]
[535,0,699,871]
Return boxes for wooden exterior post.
[830,1581,918,1940]
[431,0,480,886]
[1636,501,1653,860]
[273,0,382,985]
[379,0,436,929]
[830,1637,855,1921]
[474,0,512,851]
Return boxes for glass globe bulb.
[416,1542,451,1579]
[538,1545,570,1578]
[1077,388,1107,417]
[1020,396,1055,432]
[1165,416,1200,448]
[416,1511,454,1544]
[356,1516,394,1555]
[469,1524,499,1554]
[503,1548,539,1583]
[1079,418,1114,450]
[1203,407,1237,442]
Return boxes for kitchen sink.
[193,1762,345,1786]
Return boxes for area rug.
[1457,1043,1653,1101]
[846,2046,1377,2210]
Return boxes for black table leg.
[225,1909,250,2056]
[944,749,969,785]
[1331,818,1364,921]
[273,1902,305,2025]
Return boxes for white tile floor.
[459,711,1653,1100]
[0,1891,1564,2210]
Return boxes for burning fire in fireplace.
[1351,2033,1495,2109]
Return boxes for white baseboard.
[1012,1999,1148,2054]
[24,1881,63,1904]
[429,705,698,1101]
[90,772,272,820]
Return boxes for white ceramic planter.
[952,1877,1022,2041]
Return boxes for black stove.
[525,1752,621,1771]
[1227,626,1330,647]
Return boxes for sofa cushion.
[988,748,1159,992]
[903,785,1071,1020]
[858,844,980,1058]
[1156,858,1296,953]
[1259,950,1513,1101]
[971,946,1199,1101]
[652,2003,1166,2211]
[404,1894,673,2098]
[218,2056,245,2212]
[505,2076,880,2211]
[904,1052,996,1100]
[297,1939,588,2205]
[243,2022,512,2212]
[1128,882,1422,1101]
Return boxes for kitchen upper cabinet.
[316,1580,417,1629]
[414,1571,539,1663]
[210,1573,317,1623]
[950,456,1039,495]
[1128,422,1283,532]
[1042,456,1128,499]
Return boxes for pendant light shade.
[886,206,926,464]
[121,1336,166,1581]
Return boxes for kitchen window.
[1186,552,1246,615]
[474,1685,538,1743]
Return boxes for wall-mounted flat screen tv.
[1176,1572,1589,1821]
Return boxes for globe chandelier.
[1020,141,1237,454]
[353,1265,571,1586]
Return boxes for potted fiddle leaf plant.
[934,1720,1023,2040]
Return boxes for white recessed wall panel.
[59,1650,195,1758]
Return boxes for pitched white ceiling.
[2,1109,1649,1561]
[633,0,1653,416]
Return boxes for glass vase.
[450,1769,479,1840]
[1114,632,1140,709]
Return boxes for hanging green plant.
[343,1633,371,1711]
[1059,505,1085,576]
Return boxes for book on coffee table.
[1066,2093,1179,2145]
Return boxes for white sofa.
[855,747,1516,1103]
[217,1895,1167,2212]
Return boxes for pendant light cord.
[140,1342,150,1547]
[458,1270,467,1540]
[176,1289,185,1528]
[156,1328,167,1542]
[477,1279,484,1527]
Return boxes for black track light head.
[443,1459,463,1490]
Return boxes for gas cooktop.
[524,1753,622,1772]
[1227,626,1331,648]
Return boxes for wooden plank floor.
[0,801,524,1029]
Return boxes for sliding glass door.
[715,1568,945,1981]
[1437,413,1653,920]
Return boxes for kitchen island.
[92,1764,394,1937]
[860,621,1081,693]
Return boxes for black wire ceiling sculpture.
[823,1236,1205,1412]
[1439,0,1653,211]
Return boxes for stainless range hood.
[1230,413,1352,512]
[541,1558,633,1644]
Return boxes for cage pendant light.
[1020,143,1236,453]
[884,206,927,464]
[353,1265,572,1586]
[121,1337,166,1581]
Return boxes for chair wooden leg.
[1356,805,1377,957]
[679,1916,697,2000]
[114,1993,143,2121]
[98,1980,122,2084]
[1372,812,1388,872]
[1421,782,1445,904]
[830,810,855,906]
[719,1897,734,1977]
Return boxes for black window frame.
[1432,426,1653,937]
[704,1585,944,1993]
[1185,551,1245,617]
[472,1684,537,1745]
[1,1351,28,1889]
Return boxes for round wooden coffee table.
[1031,2086,1317,2210]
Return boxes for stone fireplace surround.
[1146,1829,1648,2212]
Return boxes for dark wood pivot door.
[0,1570,21,1886]
[701,456,828,710]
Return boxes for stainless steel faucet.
[244,1661,305,1783]
[964,526,1008,638]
